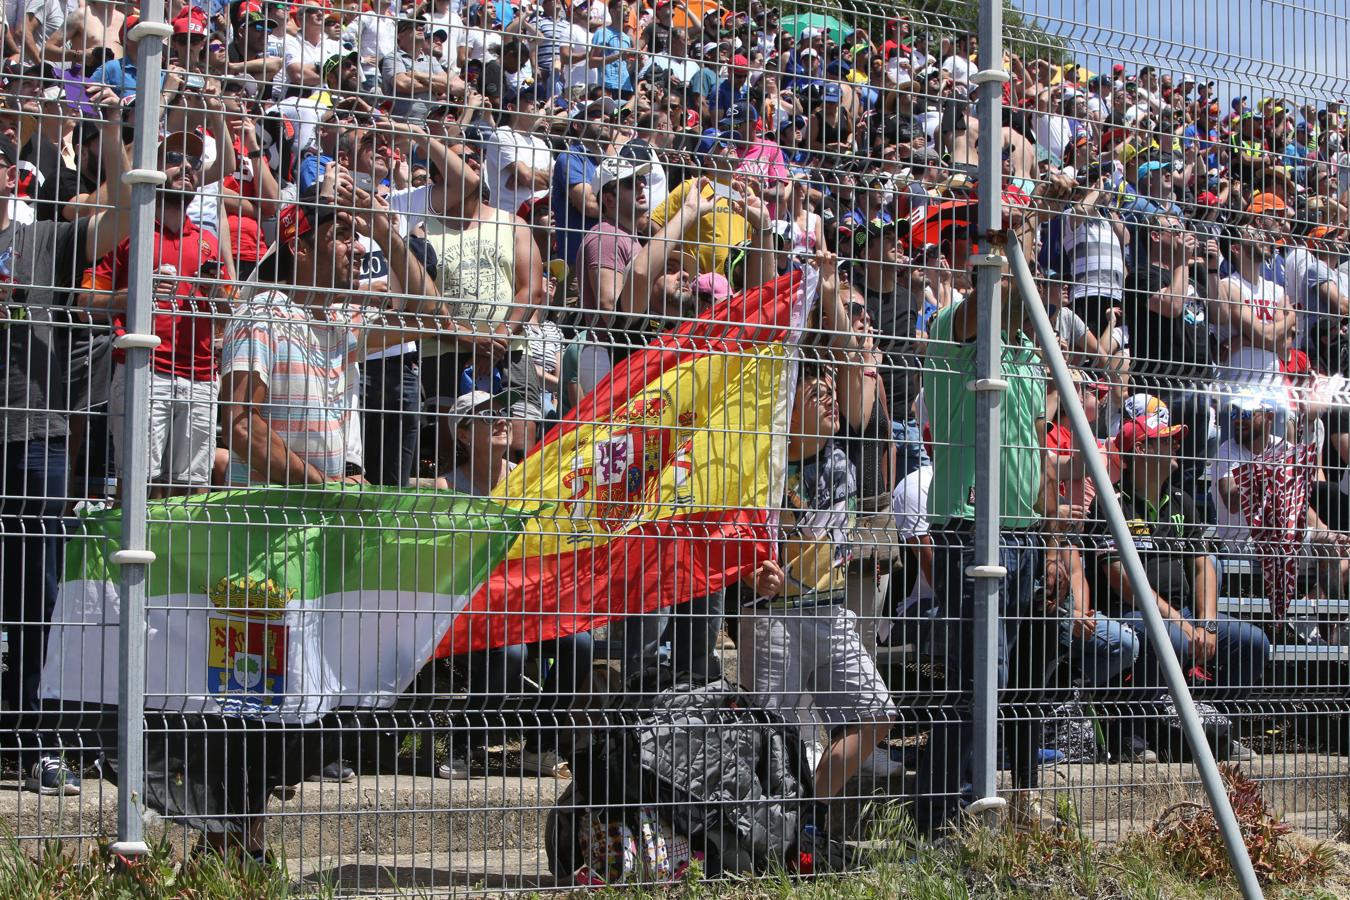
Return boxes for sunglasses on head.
[163,150,203,171]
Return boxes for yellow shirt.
[648,177,749,280]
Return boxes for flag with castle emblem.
[437,268,816,656]
[40,488,524,723]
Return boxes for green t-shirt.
[922,300,1046,528]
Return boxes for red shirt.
[222,135,269,264]
[89,217,220,381]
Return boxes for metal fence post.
[966,0,1011,817]
[1006,237,1265,900]
[108,2,171,859]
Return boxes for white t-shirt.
[6,0,64,41]
[891,464,935,612]
[274,33,342,99]
[485,125,554,219]
[940,54,973,96]
[346,10,398,82]
[427,9,467,76]
[1213,273,1288,399]
[1284,246,1348,347]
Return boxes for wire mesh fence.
[1,0,1349,894]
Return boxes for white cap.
[593,155,653,192]
[799,26,822,40]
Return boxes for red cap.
[1196,190,1220,206]
[122,12,140,43]
[731,54,750,68]
[1112,63,1125,74]
[1117,414,1188,452]
[278,204,315,244]
[173,6,210,36]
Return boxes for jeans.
[892,419,929,481]
[455,632,595,754]
[1059,612,1140,687]
[914,527,1054,836]
[1119,607,1271,698]
[1107,607,1271,755]
[361,352,422,487]
[621,590,725,687]
[0,438,68,758]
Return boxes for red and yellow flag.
[437,270,811,655]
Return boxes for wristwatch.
[1199,620,1219,634]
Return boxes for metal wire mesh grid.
[0,0,1345,895]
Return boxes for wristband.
[247,149,265,159]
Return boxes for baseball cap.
[570,96,618,121]
[852,217,900,250]
[321,50,359,79]
[1117,413,1187,451]
[435,389,523,432]
[515,189,549,218]
[1247,192,1286,214]
[593,155,652,191]
[172,6,210,36]
[159,130,205,160]
[692,272,732,300]
[1229,391,1276,419]
[1195,190,1220,206]
[821,82,843,103]
[694,128,731,157]
[1111,63,1125,74]
[774,112,807,131]
[1136,159,1171,178]
[1121,393,1170,427]
[0,137,17,166]
[730,53,750,69]
[236,1,278,27]
[276,200,338,245]
[503,82,549,106]
[799,26,823,41]
[718,103,759,127]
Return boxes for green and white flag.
[40,487,523,723]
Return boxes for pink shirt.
[734,138,789,215]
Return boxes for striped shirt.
[220,290,363,486]
[1064,211,1126,302]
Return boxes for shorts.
[109,364,217,488]
[737,602,895,727]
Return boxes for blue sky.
[1012,1,1350,107]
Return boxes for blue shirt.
[592,27,633,93]
[551,143,600,265]
[91,59,145,97]
[298,153,334,197]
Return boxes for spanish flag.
[437,269,815,656]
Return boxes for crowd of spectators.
[1,0,1349,859]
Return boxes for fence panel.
[1,0,1348,894]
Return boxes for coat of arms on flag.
[205,577,293,709]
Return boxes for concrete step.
[1,751,1344,863]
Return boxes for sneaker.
[1225,740,1259,762]
[857,746,906,780]
[1037,748,1067,767]
[1120,746,1159,764]
[1007,790,1066,833]
[436,753,475,780]
[309,760,355,783]
[519,748,571,779]
[24,756,81,796]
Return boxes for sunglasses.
[163,151,203,171]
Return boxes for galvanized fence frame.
[3,0,1350,895]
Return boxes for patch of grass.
[0,836,328,900]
